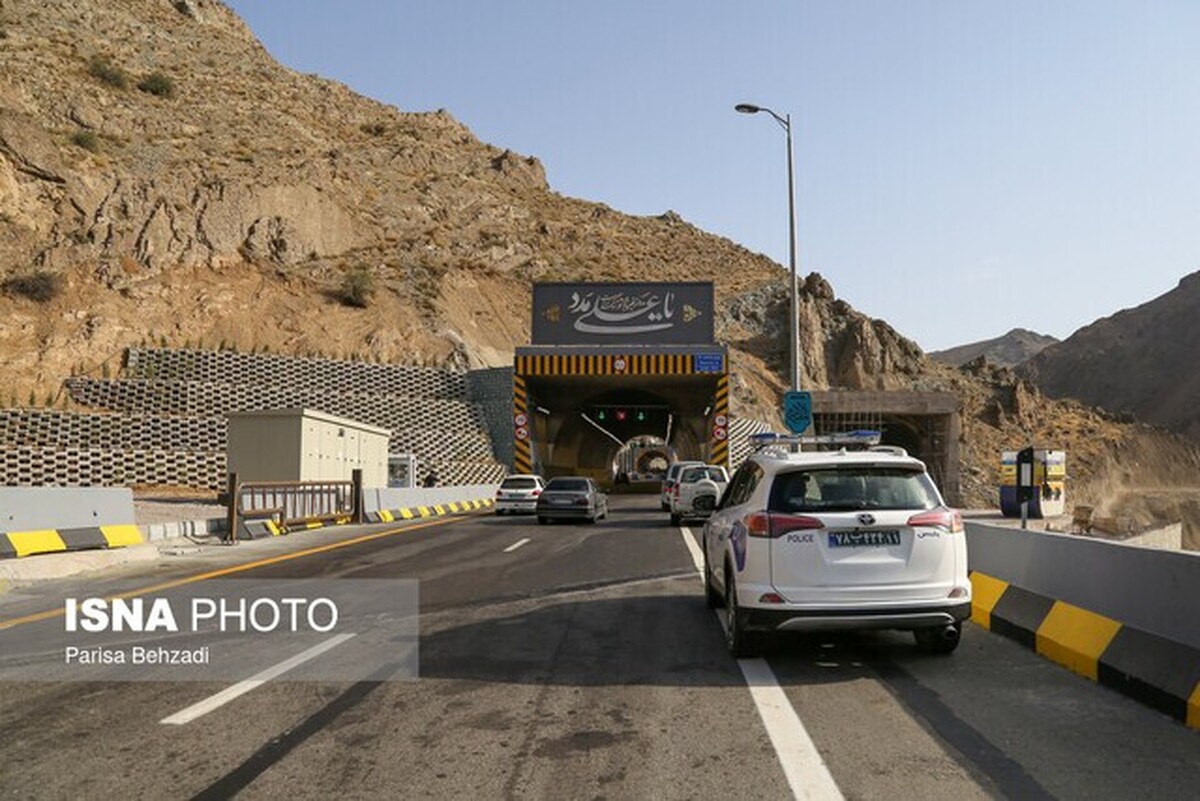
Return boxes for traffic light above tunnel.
[591,405,665,426]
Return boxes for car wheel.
[724,567,760,659]
[914,622,962,654]
[703,537,723,609]
[537,516,547,525]
[669,512,681,527]
[495,509,504,516]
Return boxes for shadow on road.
[417,591,922,688]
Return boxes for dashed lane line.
[161,633,357,725]
[503,537,532,553]
[679,526,844,801]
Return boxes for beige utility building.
[227,409,390,487]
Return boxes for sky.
[225,1,1200,352]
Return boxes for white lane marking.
[681,526,843,801]
[160,633,357,725]
[738,658,844,801]
[504,537,532,553]
[679,526,704,572]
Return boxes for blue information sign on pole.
[783,390,812,434]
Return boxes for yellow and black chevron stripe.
[970,570,1200,729]
[515,353,715,376]
[513,374,533,474]
[0,525,144,559]
[366,498,494,523]
[710,374,730,468]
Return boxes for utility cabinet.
[227,409,390,487]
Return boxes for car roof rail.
[868,445,908,457]
[749,430,882,453]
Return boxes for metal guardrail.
[225,470,363,542]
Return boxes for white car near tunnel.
[668,464,728,526]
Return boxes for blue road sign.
[694,352,724,373]
[784,390,812,434]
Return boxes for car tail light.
[574,497,589,506]
[769,514,825,538]
[673,485,680,500]
[531,490,541,497]
[759,592,785,604]
[907,508,963,533]
[744,512,772,537]
[744,512,824,538]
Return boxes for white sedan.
[494,474,546,515]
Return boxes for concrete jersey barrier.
[966,522,1200,729]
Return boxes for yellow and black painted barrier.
[0,525,145,559]
[970,570,1200,729]
[2,498,496,555]
[513,373,534,475]
[366,498,493,524]
[515,352,706,376]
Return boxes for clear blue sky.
[226,1,1200,352]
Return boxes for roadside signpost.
[1016,446,1035,530]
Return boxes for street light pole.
[735,102,800,391]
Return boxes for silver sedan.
[536,477,608,524]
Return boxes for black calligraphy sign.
[531,282,714,345]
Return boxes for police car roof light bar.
[749,430,882,451]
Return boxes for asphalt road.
[0,495,1196,800]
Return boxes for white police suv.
[701,437,971,658]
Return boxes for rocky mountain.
[1018,272,1200,442]
[929,328,1058,368]
[1,0,1198,530]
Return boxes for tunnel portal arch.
[512,350,729,488]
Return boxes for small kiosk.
[999,449,1066,518]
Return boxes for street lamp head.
[734,103,761,114]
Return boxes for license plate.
[828,530,901,548]
[550,498,572,505]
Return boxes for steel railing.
[225,470,363,542]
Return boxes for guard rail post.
[352,469,364,524]
[226,471,239,544]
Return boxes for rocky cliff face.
[1018,272,1200,442]
[1,0,1197,521]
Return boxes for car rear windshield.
[769,466,939,513]
[501,477,538,490]
[682,467,726,482]
[545,478,589,492]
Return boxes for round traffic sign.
[515,426,529,441]
[713,426,727,441]
[714,414,728,427]
[514,412,529,427]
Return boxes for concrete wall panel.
[0,487,135,531]
[966,522,1200,648]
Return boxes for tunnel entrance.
[613,435,674,485]
[512,282,727,490]
[512,351,729,489]
[809,391,962,505]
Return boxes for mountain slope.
[1,0,1198,522]
[929,328,1058,368]
[1019,272,1200,441]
